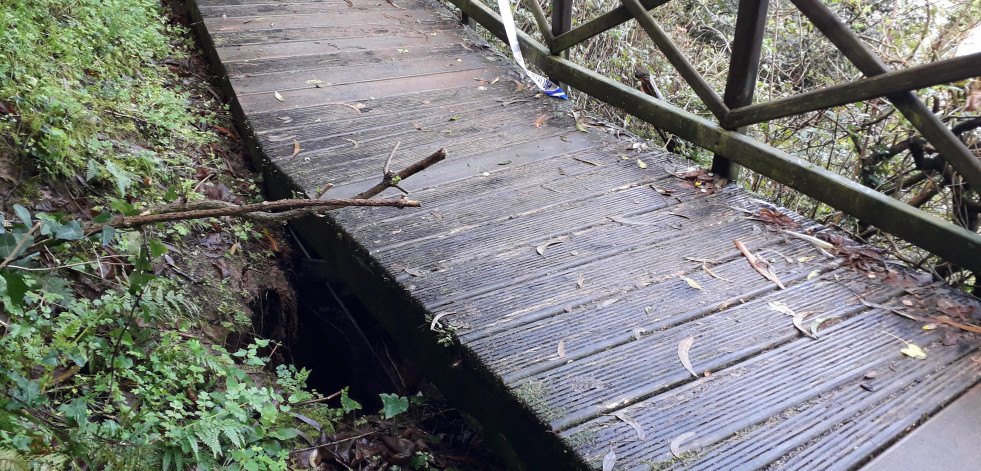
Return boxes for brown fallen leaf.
[678,337,697,377]
[410,122,432,132]
[290,139,301,158]
[533,114,550,128]
[734,239,785,289]
[242,17,266,24]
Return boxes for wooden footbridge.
[188,0,981,468]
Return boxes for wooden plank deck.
[187,0,981,468]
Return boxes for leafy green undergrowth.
[0,0,336,469]
[0,0,209,188]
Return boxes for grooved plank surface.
[189,0,981,468]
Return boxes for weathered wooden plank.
[258,100,544,160]
[276,111,586,193]
[236,65,508,113]
[524,269,893,431]
[211,22,450,47]
[198,0,350,6]
[246,82,519,131]
[560,312,942,468]
[420,196,815,333]
[203,10,435,32]
[197,1,424,18]
[727,52,981,128]
[472,245,831,380]
[229,54,493,96]
[333,146,644,237]
[219,35,464,65]
[671,335,981,470]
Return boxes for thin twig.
[0,221,41,270]
[383,141,401,175]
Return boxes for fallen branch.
[86,198,420,233]
[83,146,446,233]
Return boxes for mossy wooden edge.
[444,0,981,273]
[183,1,591,469]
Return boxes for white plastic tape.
[495,0,568,99]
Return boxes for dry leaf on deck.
[901,344,926,359]
[768,301,795,316]
[735,239,785,289]
[613,412,646,441]
[670,432,696,458]
[533,114,550,127]
[678,337,697,377]
[430,312,455,331]
[557,341,566,359]
[536,236,569,256]
[637,158,648,169]
[274,90,285,102]
[290,139,301,158]
[681,276,702,291]
[602,447,616,471]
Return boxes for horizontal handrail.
[447,0,981,273]
[727,52,981,128]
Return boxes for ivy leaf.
[379,393,409,419]
[55,220,84,240]
[164,186,179,202]
[149,239,168,258]
[93,212,112,224]
[101,225,116,246]
[0,270,28,306]
[37,213,62,236]
[0,233,32,260]
[13,204,31,226]
[110,198,139,216]
[58,398,89,425]
[340,388,361,413]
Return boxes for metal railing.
[450,0,981,274]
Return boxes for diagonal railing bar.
[445,0,981,273]
[550,0,670,54]
[621,0,728,121]
[727,52,981,128]
[791,0,981,191]
[712,0,770,181]
[522,0,554,46]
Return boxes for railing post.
[550,0,573,88]
[712,0,769,182]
